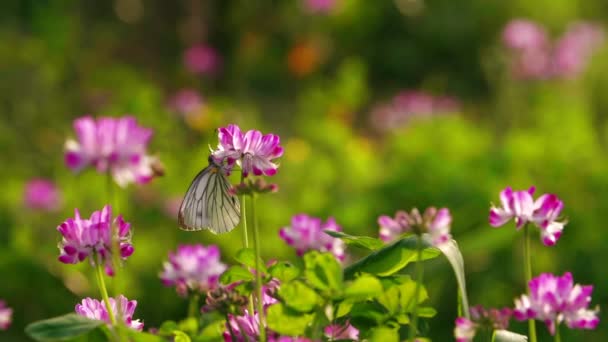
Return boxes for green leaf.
[195,320,226,342]
[344,236,441,279]
[235,248,267,274]
[158,320,178,336]
[368,326,399,342]
[417,306,437,318]
[377,276,429,315]
[303,251,343,294]
[278,280,322,312]
[266,303,315,336]
[343,274,383,300]
[220,265,254,284]
[268,261,301,282]
[335,300,355,318]
[173,330,192,342]
[178,317,199,335]
[349,301,388,326]
[434,238,470,318]
[127,330,167,342]
[25,314,105,341]
[324,230,384,250]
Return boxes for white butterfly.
[178,156,241,233]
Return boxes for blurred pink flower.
[0,300,12,330]
[64,116,160,187]
[160,244,227,297]
[378,211,410,242]
[279,214,345,261]
[184,44,221,75]
[502,19,604,80]
[502,19,549,51]
[489,186,566,246]
[168,89,204,116]
[212,124,284,177]
[371,90,460,131]
[552,22,605,78]
[378,207,452,247]
[163,196,182,218]
[24,178,62,212]
[57,205,134,276]
[454,306,512,342]
[75,295,143,331]
[514,272,599,335]
[303,0,337,14]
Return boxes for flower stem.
[188,294,200,320]
[251,194,266,342]
[523,224,537,342]
[554,322,561,342]
[239,190,255,316]
[240,174,249,248]
[107,172,123,322]
[408,235,424,341]
[95,261,116,325]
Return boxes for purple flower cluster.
[23,178,62,212]
[225,311,358,342]
[160,244,227,296]
[324,322,359,340]
[64,116,160,187]
[454,305,512,342]
[57,205,134,276]
[514,272,599,335]
[370,90,460,131]
[183,44,221,76]
[503,19,604,80]
[279,214,345,261]
[212,124,284,177]
[75,295,143,331]
[378,207,452,247]
[0,301,12,331]
[489,186,566,246]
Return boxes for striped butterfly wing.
[178,165,241,234]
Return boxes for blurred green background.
[1,0,608,341]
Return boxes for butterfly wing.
[178,165,241,233]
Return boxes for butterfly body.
[178,157,241,233]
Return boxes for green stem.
[251,194,266,342]
[95,262,117,325]
[408,235,424,341]
[523,224,537,342]
[107,172,123,323]
[554,322,561,342]
[188,294,200,319]
[240,192,255,316]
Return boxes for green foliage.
[303,251,344,294]
[278,281,323,313]
[324,230,384,251]
[25,314,104,341]
[268,261,301,282]
[235,248,267,274]
[219,265,254,284]
[344,236,441,279]
[266,303,315,336]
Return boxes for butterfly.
[178,156,241,233]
